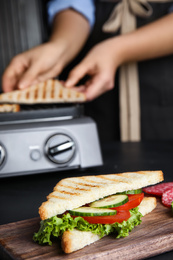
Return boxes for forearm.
[49,9,90,64]
[64,13,173,100]
[113,13,173,65]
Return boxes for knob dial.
[45,134,76,164]
[0,144,6,167]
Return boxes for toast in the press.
[0,104,20,113]
[0,79,86,104]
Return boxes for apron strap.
[102,0,173,141]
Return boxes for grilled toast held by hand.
[0,79,86,104]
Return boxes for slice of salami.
[162,188,173,208]
[143,182,173,196]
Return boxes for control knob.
[0,144,6,167]
[45,134,75,164]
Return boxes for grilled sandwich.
[34,170,163,253]
[0,79,86,104]
[0,104,20,113]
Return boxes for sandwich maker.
[0,104,103,178]
[0,1,103,178]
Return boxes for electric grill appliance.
[0,105,103,178]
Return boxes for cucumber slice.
[89,194,128,208]
[69,207,116,216]
[118,189,142,195]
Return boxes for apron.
[60,0,173,142]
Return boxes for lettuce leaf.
[33,207,142,246]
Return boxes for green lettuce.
[33,207,142,246]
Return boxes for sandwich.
[33,170,163,253]
[0,79,86,104]
[0,104,20,113]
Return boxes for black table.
[0,141,173,259]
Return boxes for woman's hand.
[2,9,90,93]
[65,38,122,101]
[65,13,173,101]
[2,41,71,92]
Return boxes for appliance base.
[0,117,103,178]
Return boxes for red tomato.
[112,193,144,210]
[80,210,131,224]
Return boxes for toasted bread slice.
[39,171,163,220]
[0,104,20,113]
[61,197,157,253]
[0,79,86,104]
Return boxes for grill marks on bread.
[39,171,163,220]
[0,79,86,104]
[0,104,20,113]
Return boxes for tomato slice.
[111,193,144,210]
[79,210,131,224]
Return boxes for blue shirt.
[47,0,95,28]
[47,0,173,30]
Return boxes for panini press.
[0,104,103,178]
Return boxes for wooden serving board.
[0,199,173,260]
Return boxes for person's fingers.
[70,85,86,92]
[2,56,28,92]
[2,71,19,93]
[35,63,63,83]
[85,73,114,101]
[18,61,49,89]
[65,62,90,88]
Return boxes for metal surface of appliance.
[0,105,103,178]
